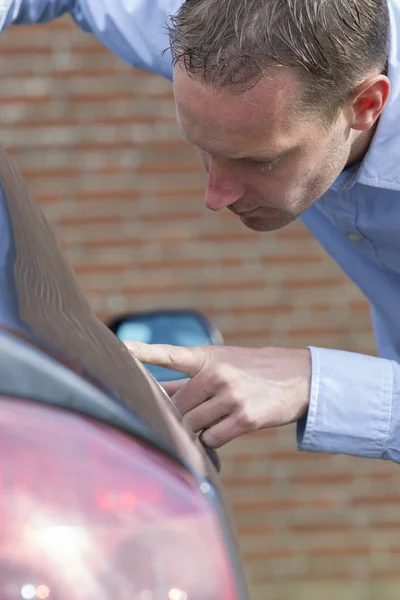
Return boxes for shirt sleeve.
[0,0,181,79]
[297,346,400,463]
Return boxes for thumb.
[124,341,212,378]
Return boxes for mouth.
[228,206,258,217]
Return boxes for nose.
[204,159,244,211]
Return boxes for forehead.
[173,66,302,154]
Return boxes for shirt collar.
[330,162,361,192]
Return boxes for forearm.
[297,346,399,463]
[1,0,180,77]
[1,0,75,28]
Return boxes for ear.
[350,75,390,131]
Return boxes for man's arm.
[1,0,181,78]
[125,340,400,464]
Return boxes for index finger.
[124,341,210,378]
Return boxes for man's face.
[173,66,353,232]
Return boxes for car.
[0,141,249,600]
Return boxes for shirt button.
[348,233,361,242]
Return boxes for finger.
[200,416,242,449]
[161,379,189,396]
[124,341,211,378]
[170,367,216,415]
[184,398,230,434]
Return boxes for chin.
[240,211,298,232]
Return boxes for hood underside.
[0,142,206,475]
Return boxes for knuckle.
[211,363,237,387]
[172,393,188,415]
[182,413,195,431]
[211,364,228,385]
[166,346,183,367]
[225,379,244,408]
[202,430,221,449]
[235,408,253,431]
[226,380,240,401]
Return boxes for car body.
[0,142,249,599]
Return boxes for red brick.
[277,227,314,240]
[222,476,275,488]
[21,166,79,178]
[237,524,277,536]
[155,187,204,198]
[233,497,335,512]
[245,548,294,561]
[73,189,140,202]
[35,192,64,204]
[82,237,142,249]
[353,494,400,506]
[291,523,354,534]
[308,545,370,558]
[59,215,123,227]
[225,328,273,340]
[261,254,322,265]
[268,451,331,462]
[370,471,393,481]
[51,69,117,78]
[0,44,53,54]
[204,280,266,292]
[14,20,73,32]
[140,212,203,223]
[73,263,130,274]
[207,304,292,316]
[292,573,354,582]
[139,257,242,270]
[240,428,279,438]
[70,92,136,103]
[283,277,347,289]
[309,302,332,312]
[122,283,196,295]
[370,520,400,531]
[138,163,200,174]
[291,473,355,485]
[372,570,400,580]
[289,325,350,338]
[0,95,53,104]
[11,119,79,130]
[199,231,260,242]
[96,116,173,126]
[70,43,114,55]
[349,300,370,312]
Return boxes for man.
[3,0,400,463]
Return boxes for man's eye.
[249,159,276,172]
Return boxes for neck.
[346,122,378,169]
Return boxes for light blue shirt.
[3,0,400,464]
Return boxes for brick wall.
[2,17,399,600]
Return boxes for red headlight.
[0,397,241,600]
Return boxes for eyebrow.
[177,123,291,164]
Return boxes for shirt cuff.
[297,346,394,460]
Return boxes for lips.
[229,206,257,216]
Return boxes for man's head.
[169,0,390,231]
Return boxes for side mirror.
[107,309,223,383]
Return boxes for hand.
[124,343,311,449]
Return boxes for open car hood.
[0,142,207,475]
